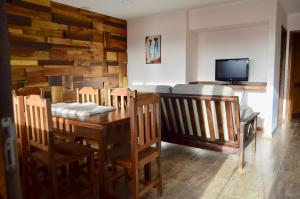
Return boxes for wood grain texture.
[7,0,127,100]
[189,81,267,91]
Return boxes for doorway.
[278,27,287,123]
[287,31,300,119]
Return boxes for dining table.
[52,107,152,198]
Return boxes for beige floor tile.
[108,120,300,199]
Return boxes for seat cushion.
[130,85,172,93]
[172,84,234,96]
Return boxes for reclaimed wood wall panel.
[7,0,128,103]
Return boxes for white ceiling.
[52,0,246,19]
[279,0,300,15]
[53,0,300,19]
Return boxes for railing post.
[239,122,245,171]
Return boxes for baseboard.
[257,127,273,139]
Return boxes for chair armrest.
[240,112,259,125]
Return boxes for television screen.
[215,58,249,82]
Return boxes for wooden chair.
[109,92,162,199]
[106,87,135,148]
[16,87,43,96]
[108,88,135,109]
[87,88,135,150]
[12,91,29,198]
[24,95,96,198]
[76,87,100,104]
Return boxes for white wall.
[287,13,300,31]
[186,0,286,135]
[127,10,187,86]
[186,31,198,82]
[189,0,273,31]
[195,24,269,82]
[192,24,270,128]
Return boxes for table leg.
[98,127,107,198]
[144,163,151,182]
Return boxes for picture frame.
[145,35,161,64]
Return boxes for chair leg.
[20,154,29,199]
[252,134,257,153]
[89,155,96,196]
[50,166,58,199]
[156,157,162,197]
[109,168,126,193]
[30,159,40,199]
[69,162,76,186]
[239,147,245,171]
[132,167,139,199]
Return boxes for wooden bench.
[159,93,259,170]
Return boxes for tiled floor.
[111,120,300,199]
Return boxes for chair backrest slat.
[179,99,189,135]
[39,105,46,145]
[130,93,160,152]
[187,99,198,137]
[24,95,53,152]
[170,98,180,134]
[215,101,224,141]
[205,100,215,141]
[225,101,234,142]
[160,97,171,132]
[196,100,207,140]
[108,88,134,109]
[150,104,157,140]
[144,105,151,144]
[76,87,100,104]
[12,92,26,147]
[137,106,145,145]
[233,102,240,141]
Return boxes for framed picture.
[145,35,161,64]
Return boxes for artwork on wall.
[145,35,161,64]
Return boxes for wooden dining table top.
[52,108,130,129]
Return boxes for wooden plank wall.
[6,0,128,103]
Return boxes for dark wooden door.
[0,0,22,198]
[290,32,300,118]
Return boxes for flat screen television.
[215,58,249,84]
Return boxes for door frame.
[278,26,287,123]
[286,31,300,120]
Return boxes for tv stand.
[189,81,267,91]
[221,82,244,85]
